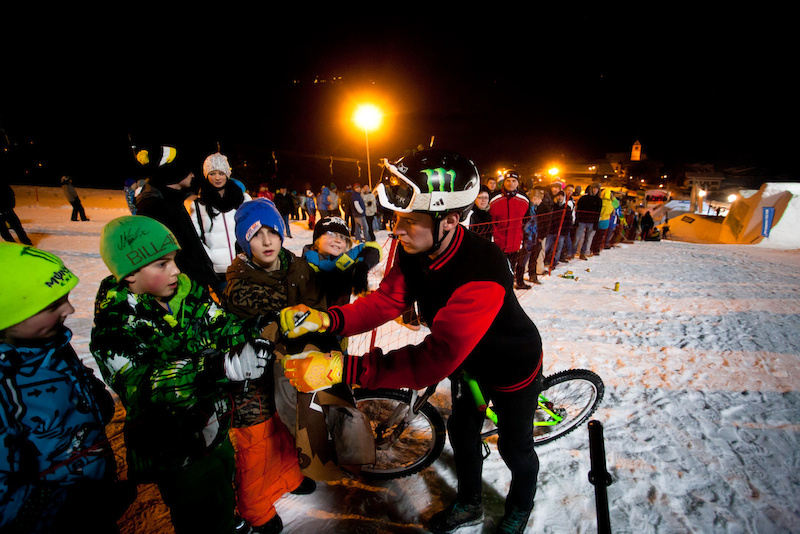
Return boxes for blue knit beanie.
[234,199,285,257]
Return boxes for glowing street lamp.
[353,104,383,188]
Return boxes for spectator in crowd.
[573,183,602,260]
[591,188,615,255]
[641,211,655,240]
[489,170,531,290]
[133,144,219,288]
[361,184,379,237]
[560,184,577,262]
[350,183,372,242]
[544,190,568,268]
[328,183,341,218]
[305,189,317,229]
[485,176,501,199]
[188,152,252,296]
[60,175,89,221]
[272,184,295,239]
[0,182,33,245]
[466,186,493,240]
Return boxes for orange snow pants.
[231,414,305,527]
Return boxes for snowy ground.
[8,187,800,533]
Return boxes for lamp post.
[353,104,382,189]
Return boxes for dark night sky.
[2,9,796,190]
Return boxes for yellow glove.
[282,350,343,392]
[279,304,330,338]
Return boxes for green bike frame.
[463,372,564,427]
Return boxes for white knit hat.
[202,152,232,178]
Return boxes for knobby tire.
[354,388,446,480]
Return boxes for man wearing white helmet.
[278,149,544,533]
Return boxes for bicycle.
[353,368,604,481]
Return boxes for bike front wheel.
[353,388,446,480]
[534,369,604,446]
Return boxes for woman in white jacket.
[189,152,251,296]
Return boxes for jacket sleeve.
[331,268,506,390]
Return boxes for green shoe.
[495,506,532,533]
[428,500,483,533]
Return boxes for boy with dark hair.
[91,215,273,534]
[0,243,131,533]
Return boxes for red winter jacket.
[327,225,543,392]
[489,189,531,253]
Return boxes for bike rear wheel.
[533,369,604,445]
[353,388,446,480]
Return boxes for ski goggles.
[376,159,422,213]
[377,158,464,213]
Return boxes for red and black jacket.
[328,224,543,392]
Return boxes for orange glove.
[279,304,330,338]
[282,350,343,393]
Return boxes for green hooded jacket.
[90,273,261,479]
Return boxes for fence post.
[588,419,612,534]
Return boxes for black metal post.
[588,420,612,534]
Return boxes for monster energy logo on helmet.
[377,149,480,214]
[423,168,457,193]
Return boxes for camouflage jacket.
[223,249,334,426]
[90,273,261,479]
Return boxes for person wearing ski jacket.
[0,243,131,533]
[133,145,219,288]
[591,188,615,254]
[188,152,252,295]
[489,170,531,289]
[91,215,271,534]
[573,182,602,259]
[277,150,544,533]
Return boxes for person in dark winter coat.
[133,145,219,289]
[543,190,568,268]
[641,211,655,240]
[467,187,493,240]
[523,190,544,284]
[273,185,295,238]
[0,243,133,533]
[573,182,602,260]
[0,182,32,245]
[560,184,577,261]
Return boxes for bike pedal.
[481,440,491,460]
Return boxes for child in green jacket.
[91,216,272,534]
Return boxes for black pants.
[448,370,543,512]
[505,249,527,284]
[70,199,88,221]
[0,209,32,244]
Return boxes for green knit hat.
[0,243,79,331]
[100,216,181,280]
